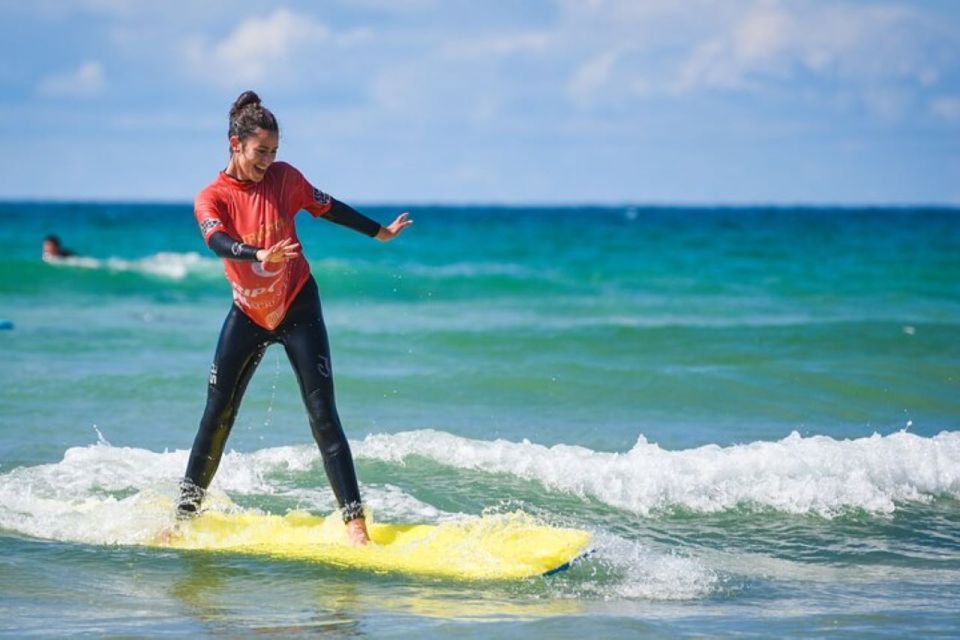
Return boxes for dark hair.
[228,90,279,142]
[44,234,61,245]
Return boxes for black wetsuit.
[179,199,379,522]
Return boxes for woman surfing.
[176,91,411,545]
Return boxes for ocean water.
[1,201,958,638]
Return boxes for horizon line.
[2,197,959,211]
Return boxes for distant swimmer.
[175,91,412,546]
[42,235,77,261]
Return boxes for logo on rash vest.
[230,271,288,308]
[313,187,331,206]
[252,260,284,278]
[317,355,331,378]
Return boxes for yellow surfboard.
[153,510,591,581]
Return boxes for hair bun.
[227,90,279,141]
[230,90,261,119]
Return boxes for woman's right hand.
[256,238,301,263]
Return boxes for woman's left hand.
[375,212,413,242]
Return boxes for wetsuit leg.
[179,304,270,515]
[278,278,364,521]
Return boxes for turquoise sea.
[1,201,959,638]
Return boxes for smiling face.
[227,127,279,182]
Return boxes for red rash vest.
[194,161,333,330]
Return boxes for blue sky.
[2,0,959,204]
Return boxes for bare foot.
[345,517,370,546]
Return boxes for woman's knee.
[304,387,343,442]
[200,385,237,429]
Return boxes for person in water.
[42,234,76,260]
[177,90,412,545]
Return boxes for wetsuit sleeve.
[322,199,382,238]
[207,231,260,261]
[286,163,382,237]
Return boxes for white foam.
[356,429,960,517]
[0,440,461,545]
[46,251,218,280]
[0,442,185,544]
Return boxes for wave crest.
[356,429,960,517]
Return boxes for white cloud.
[734,5,790,62]
[37,61,106,98]
[673,3,927,94]
[546,0,955,125]
[568,51,620,106]
[182,8,334,87]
